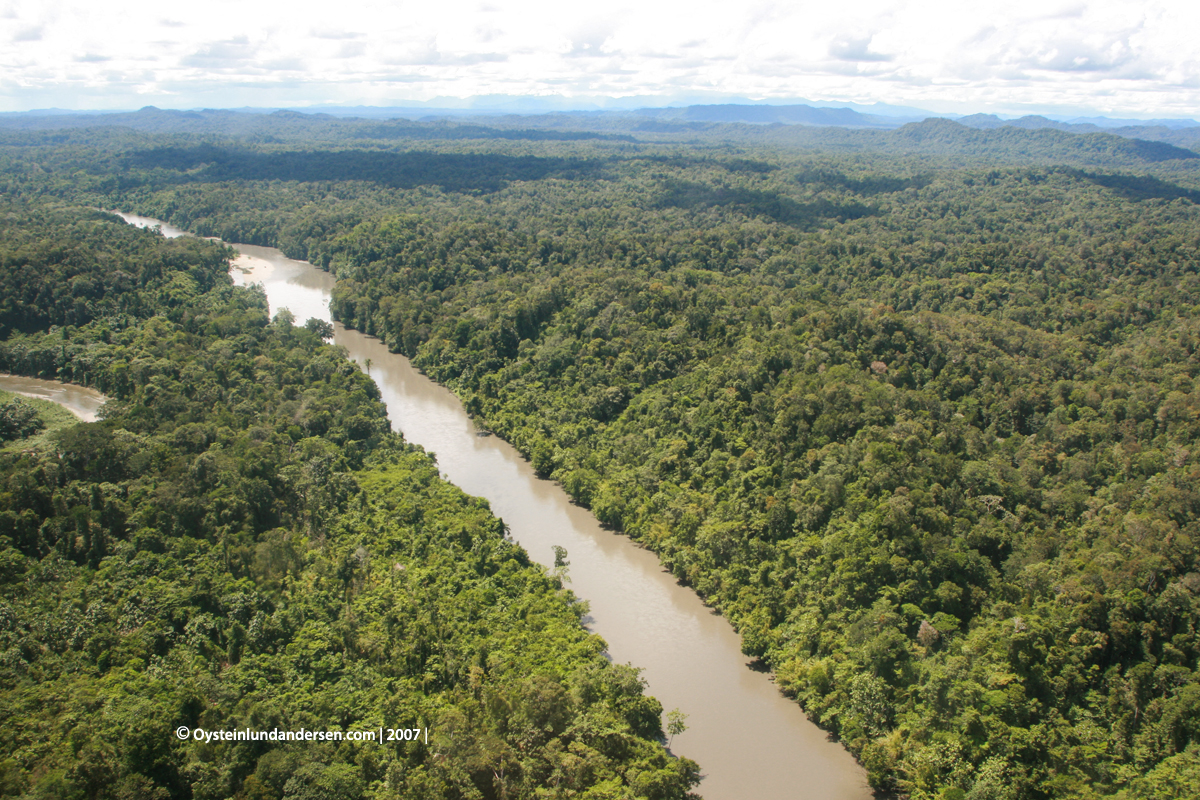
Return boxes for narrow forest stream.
[117,213,872,800]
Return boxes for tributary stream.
[117,213,872,800]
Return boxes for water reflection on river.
[121,214,872,800]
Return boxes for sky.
[2,0,1198,118]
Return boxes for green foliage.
[0,390,82,452]
[666,709,687,749]
[0,197,697,800]
[0,201,232,336]
[0,397,42,441]
[9,111,1200,798]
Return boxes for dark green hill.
[891,118,1198,163]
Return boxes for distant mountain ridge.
[891,117,1198,162]
[1060,115,1200,130]
[958,113,1200,132]
[599,105,1200,150]
[0,105,1196,164]
[953,113,1200,149]
[0,103,905,136]
[629,104,911,128]
[0,106,635,143]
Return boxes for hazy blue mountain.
[1065,115,1200,129]
[0,106,631,143]
[631,103,908,128]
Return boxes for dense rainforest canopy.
[4,110,1200,799]
[0,197,699,800]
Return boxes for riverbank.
[116,213,871,800]
[0,374,107,422]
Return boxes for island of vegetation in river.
[3,108,1200,798]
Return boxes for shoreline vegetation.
[0,386,88,449]
[0,196,700,800]
[2,108,1200,798]
[0,374,108,419]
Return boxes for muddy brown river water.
[117,213,872,800]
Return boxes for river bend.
[0,374,107,422]
[118,213,871,800]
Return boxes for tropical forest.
[1,107,1200,800]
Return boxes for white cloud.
[335,41,367,59]
[0,0,1196,117]
[13,24,41,41]
[829,35,893,63]
[313,30,363,40]
[565,18,618,58]
[181,37,257,69]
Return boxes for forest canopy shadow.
[125,146,605,193]
[795,167,933,195]
[655,179,879,227]
[1074,170,1200,203]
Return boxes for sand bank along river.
[0,374,107,422]
[118,213,872,800]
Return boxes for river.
[119,213,872,800]
[0,374,107,422]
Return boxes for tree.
[304,317,334,340]
[552,545,571,585]
[666,709,688,749]
[0,398,43,441]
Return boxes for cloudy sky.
[2,0,1198,118]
